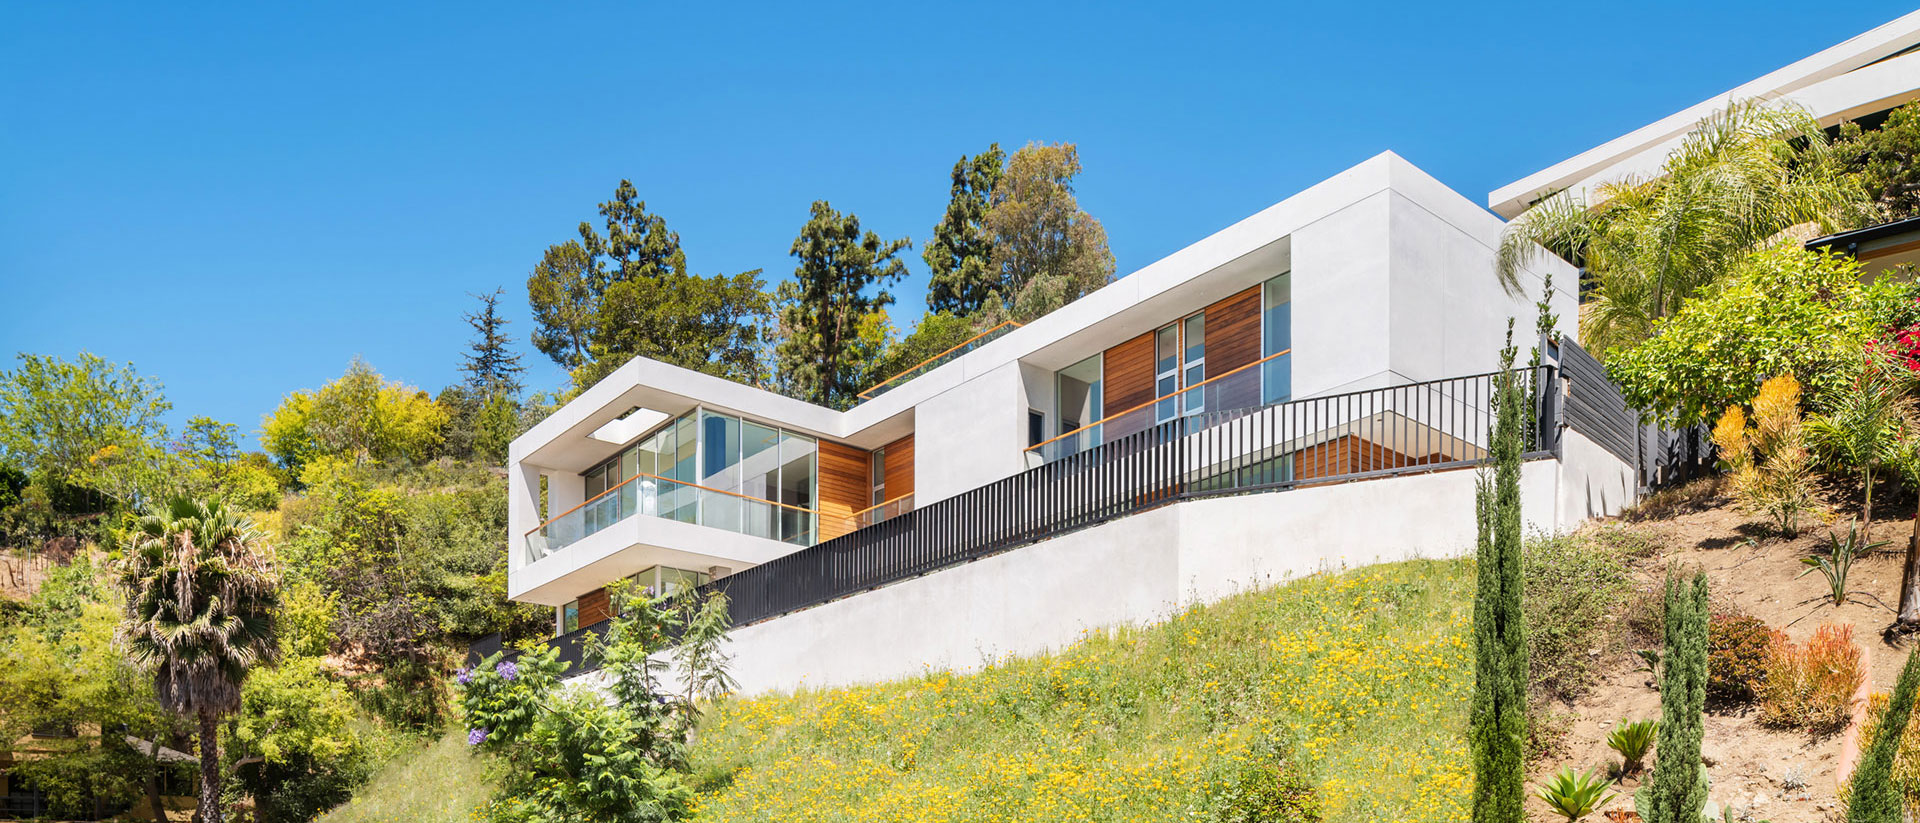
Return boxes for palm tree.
[1496,99,1870,355]
[1808,351,1913,547]
[118,497,280,823]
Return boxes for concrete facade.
[681,443,1626,696]
[507,151,1579,609]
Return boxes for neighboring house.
[1488,8,1920,219]
[1808,215,1920,278]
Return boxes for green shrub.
[1606,719,1658,776]
[1535,767,1618,821]
[1199,741,1322,823]
[1524,533,1632,702]
[1707,611,1772,706]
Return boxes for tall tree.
[924,144,1006,316]
[118,497,281,823]
[1496,100,1870,355]
[0,352,172,505]
[1469,328,1529,823]
[527,181,769,392]
[460,287,525,397]
[1848,646,1920,822]
[774,201,909,409]
[1639,571,1710,823]
[981,142,1116,324]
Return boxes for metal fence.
[473,366,1557,675]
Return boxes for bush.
[1524,533,1632,702]
[1713,375,1818,536]
[1706,611,1772,706]
[1857,689,1920,807]
[1758,623,1864,733]
[1198,740,1322,823]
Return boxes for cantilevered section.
[1489,9,1920,218]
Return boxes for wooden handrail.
[527,470,818,537]
[850,491,915,519]
[1025,348,1293,454]
[856,321,1023,400]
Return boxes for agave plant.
[1606,719,1658,776]
[1799,521,1890,607]
[1536,767,1618,822]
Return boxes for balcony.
[526,472,818,566]
[856,321,1021,402]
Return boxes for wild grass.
[316,727,490,823]
[687,559,1476,823]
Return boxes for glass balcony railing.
[857,321,1022,402]
[1025,349,1290,468]
[851,493,914,531]
[524,473,819,565]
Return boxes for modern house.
[495,8,1920,693]
[500,152,1623,686]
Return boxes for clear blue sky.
[3,1,1913,445]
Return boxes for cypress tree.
[1471,326,1529,823]
[1641,571,1710,823]
[1849,646,1920,822]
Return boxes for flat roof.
[1488,9,1920,218]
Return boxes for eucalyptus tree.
[118,497,281,823]
[1495,100,1870,355]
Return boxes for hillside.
[686,559,1475,823]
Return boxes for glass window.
[668,415,698,523]
[1056,354,1103,435]
[1155,325,1180,422]
[1262,272,1292,405]
[701,411,744,532]
[778,432,818,544]
[560,600,580,635]
[870,447,887,506]
[1183,313,1206,416]
[740,420,781,538]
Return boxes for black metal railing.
[476,366,1558,676]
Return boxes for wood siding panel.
[1204,285,1263,412]
[577,588,612,626]
[818,440,871,541]
[882,434,915,500]
[1102,332,1157,439]
[1291,435,1446,484]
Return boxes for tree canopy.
[774,201,910,409]
[527,180,769,392]
[0,352,172,504]
[924,144,1006,317]
[260,359,448,475]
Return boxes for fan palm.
[118,497,280,823]
[1496,99,1870,355]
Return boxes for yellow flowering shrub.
[687,560,1475,823]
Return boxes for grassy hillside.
[687,558,1475,823]
[317,728,489,823]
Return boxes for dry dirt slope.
[1533,480,1917,823]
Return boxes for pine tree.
[1471,325,1529,823]
[1641,571,1710,823]
[924,144,1005,317]
[774,200,909,409]
[461,287,525,397]
[1848,646,1920,822]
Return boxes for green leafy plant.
[1800,522,1890,608]
[1641,571,1710,823]
[1808,349,1914,546]
[1535,767,1617,821]
[1606,719,1658,776]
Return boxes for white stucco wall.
[913,361,1030,505]
[1554,428,1639,530]
[707,457,1576,696]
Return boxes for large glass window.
[779,432,818,545]
[1155,324,1180,422]
[870,446,887,506]
[551,408,824,551]
[1055,353,1103,452]
[1262,272,1292,405]
[1183,313,1206,416]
